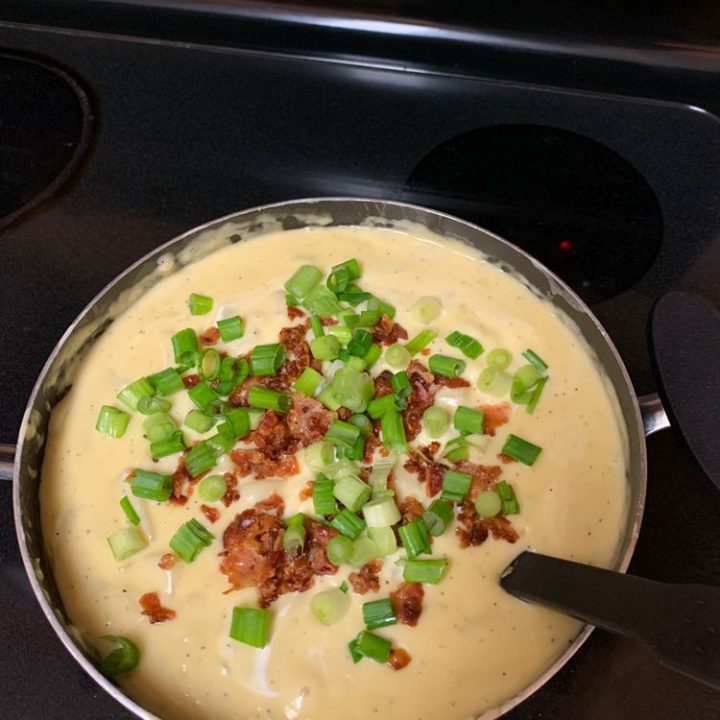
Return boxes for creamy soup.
[41,223,627,720]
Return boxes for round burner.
[404,125,662,304]
[0,53,93,230]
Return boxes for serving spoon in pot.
[501,291,720,691]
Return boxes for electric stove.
[1,3,720,718]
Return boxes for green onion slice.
[310,335,341,361]
[349,536,379,567]
[367,526,397,557]
[354,630,391,663]
[363,598,397,630]
[475,490,502,518]
[197,474,227,502]
[385,343,411,369]
[501,434,542,466]
[284,264,322,299]
[478,367,512,397]
[96,406,130,438]
[117,377,156,411]
[422,406,449,438]
[309,314,324,338]
[149,367,185,396]
[403,557,448,584]
[185,440,218,477]
[294,367,324,397]
[131,469,173,502]
[333,475,371,512]
[423,499,454,536]
[137,395,171,415]
[411,296,442,324]
[229,607,270,648]
[440,469,473,503]
[188,292,213,315]
[119,496,141,526]
[100,635,140,677]
[362,495,401,528]
[405,329,437,355]
[496,480,521,514]
[150,430,186,460]
[398,517,431,557]
[169,518,214,563]
[429,354,466,379]
[247,386,291,413]
[313,474,338,515]
[172,328,199,366]
[107,526,146,561]
[304,284,342,317]
[331,508,367,539]
[446,330,484,359]
[522,348,549,374]
[327,534,354,565]
[381,410,407,455]
[250,343,286,376]
[453,406,485,435]
[486,348,513,370]
[311,588,351,625]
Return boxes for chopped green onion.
[444,436,469,463]
[441,469,472,502]
[294,367,324,397]
[339,580,349,593]
[331,508,367,539]
[367,296,396,320]
[309,314,324,338]
[330,367,374,413]
[188,380,220,410]
[331,258,361,285]
[150,430,186,460]
[333,475,371,512]
[357,309,380,327]
[348,638,362,663]
[398,517,431,557]
[317,385,341,410]
[362,496,401,528]
[486,348,513,370]
[411,296,442,324]
[131,469,173,501]
[172,328,199,366]
[522,348,549,374]
[327,267,352,295]
[185,440,218,477]
[184,409,214,433]
[380,410,407,454]
[96,406,130,438]
[526,376,548,414]
[197,474,227,502]
[363,343,382,369]
[283,515,307,555]
[368,526,397,556]
[327,534,354,564]
[311,588,350,625]
[363,598,397,630]
[354,630,391,663]
[403,557,448,584]
[251,343,286,375]
[454,406,485,435]
[120,496,141,525]
[478,367,512,397]
[142,412,176,442]
[169,518,214,563]
[321,458,359,480]
[429,354,466,378]
[247,386,291,413]
[501,434,542,466]
[510,364,542,404]
[346,355,366,371]
[349,536,379,567]
[107,526,146,561]
[117,377,156,411]
[326,419,361,448]
[149,367,185,396]
[188,292,213,315]
[475,490,502,517]
[313,474,338,515]
[199,348,221,380]
[219,356,249,385]
[423,499,454,536]
[422,406,449,438]
[496,480,520,514]
[326,325,353,345]
[348,329,373,358]
[137,396,171,415]
[367,393,398,420]
[304,441,334,472]
[405,329,437,355]
[304,284,342,317]
[99,635,140,677]
[446,331,484,359]
[339,284,372,306]
[285,292,299,306]
[368,457,395,495]
[310,335,341,360]
[229,607,270,648]
[248,408,264,429]
[335,435,366,462]
[349,413,373,436]
[391,371,412,405]
[222,407,251,438]
[285,264,322,299]
[385,343,411,369]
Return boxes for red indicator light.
[558,239,573,252]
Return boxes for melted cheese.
[41,224,628,720]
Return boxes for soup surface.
[41,222,628,720]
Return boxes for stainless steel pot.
[1,198,670,719]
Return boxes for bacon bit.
[199,326,220,346]
[228,375,265,407]
[348,559,383,594]
[139,592,176,624]
[479,402,511,436]
[398,496,425,523]
[222,472,240,506]
[390,583,424,626]
[125,469,137,482]
[403,363,439,440]
[200,504,221,523]
[286,394,336,447]
[434,376,471,389]
[287,305,306,321]
[454,460,502,499]
[372,314,408,346]
[231,449,300,479]
[169,456,192,505]
[320,317,338,326]
[484,515,520,543]
[305,519,340,575]
[387,648,412,670]
[456,501,519,548]
[379,446,391,458]
[373,370,394,398]
[404,444,448,497]
[336,407,352,421]
[362,432,381,464]
[498,453,517,464]
[182,373,201,389]
[299,480,314,500]
[277,324,319,385]
[420,348,431,356]
[255,492,285,516]
[158,553,177,570]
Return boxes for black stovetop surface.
[2,5,720,719]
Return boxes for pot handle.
[0,443,15,482]
[638,392,670,436]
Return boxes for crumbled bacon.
[498,453,517,464]
[221,472,240,506]
[255,492,285,516]
[305,519,340,576]
[286,394,335,447]
[372,314,408,346]
[434,376,471,389]
[403,363,439,440]
[139,592,176,624]
[454,460,502,499]
[200,504,221,523]
[480,402,511,436]
[320,317,338,326]
[158,553,176,570]
[299,480,314,500]
[337,407,352,421]
[277,324,320,385]
[398,496,425,524]
[484,515,520,543]
[199,326,220,346]
[373,370,394,398]
[169,456,192,505]
[456,501,519,548]
[390,583,424,626]
[182,373,201,389]
[362,432,382,464]
[387,648,412,670]
[348,559,383,594]
[231,448,300,479]
[287,305,306,321]
[404,443,447,497]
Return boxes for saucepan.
[1,197,717,718]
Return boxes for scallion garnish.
[137,395,171,415]
[222,407,251,439]
[169,518,214,563]
[284,264,322,299]
[285,292,299,306]
[367,296,396,320]
[107,526,146,561]
[428,354,466,378]
[338,284,372,306]
[526,376,548,414]
[330,508,367,539]
[398,517,431,557]
[149,367,185,396]
[250,343,286,375]
[446,330,484,359]
[440,469,472,503]
[367,393,398,420]
[336,434,366,461]
[403,557,448,584]
[330,366,375,413]
[385,343,411,369]
[304,441,334,473]
[309,314,324,338]
[349,536,379,567]
[347,329,373,358]
[197,474,227,502]
[522,348,549,374]
[95,405,130,438]
[229,606,270,648]
[333,475,372,512]
[362,495,401,528]
[339,580,349,593]
[99,635,140,677]
[317,385,341,410]
[283,514,307,555]
[327,325,353,345]
[185,440,218,477]
[188,380,220,410]
[496,480,520,514]
[391,371,412,408]
[188,292,213,315]
[486,348,513,370]
[294,367,324,397]
[199,348,221,380]
[453,406,485,435]
[367,526,397,557]
[478,367,512,397]
[219,356,249,385]
[349,413,373,437]
[348,638,363,663]
[247,385,291,414]
[423,499,454,536]
[310,335,341,361]
[117,377,156,411]
[150,430,186,460]
[184,409,215,434]
[405,329,437,355]
[304,284,342,317]
[422,406,449,438]
[172,328,199,367]
[142,412,176,442]
[475,490,502,518]
[510,364,542,404]
[363,343,382,369]
[311,588,350,625]
[501,434,542,466]
[363,598,397,630]
[130,469,173,502]
[120,496,141,525]
[443,436,469,463]
[327,534,354,565]
[313,474,338,515]
[354,630,391,664]
[380,410,407,455]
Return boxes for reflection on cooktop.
[0,53,93,229]
[404,125,663,305]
